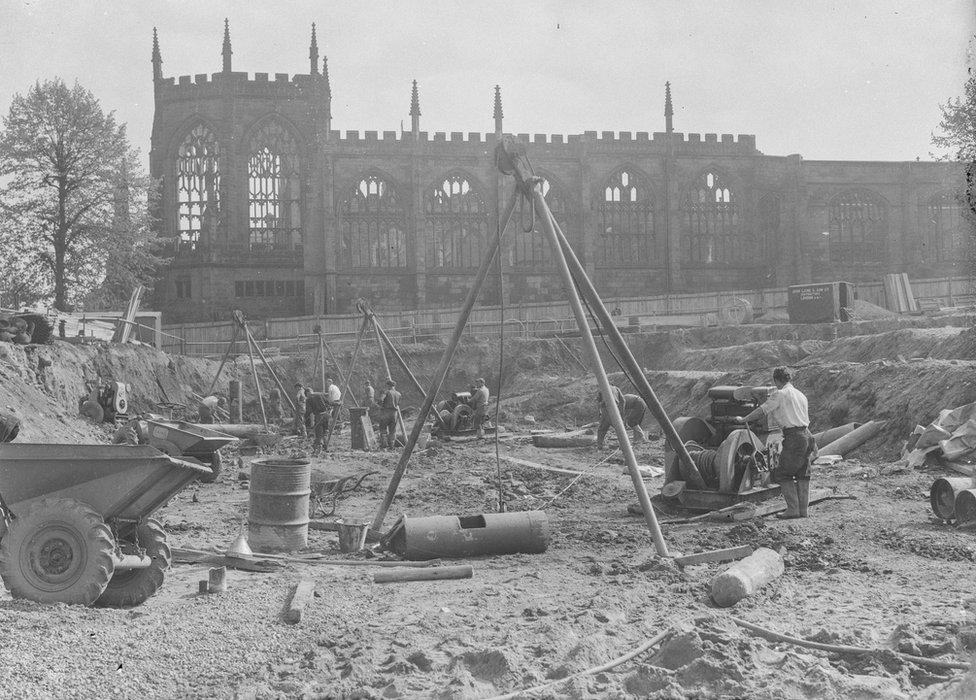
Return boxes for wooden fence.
[160,275,974,357]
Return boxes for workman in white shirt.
[470,378,490,439]
[742,366,817,519]
[326,377,341,405]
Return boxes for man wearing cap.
[595,386,648,450]
[292,382,307,438]
[376,380,401,449]
[470,378,490,439]
[743,366,816,518]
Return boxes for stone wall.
[149,66,967,323]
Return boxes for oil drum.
[929,477,974,520]
[248,458,311,552]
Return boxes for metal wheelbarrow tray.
[0,443,209,607]
[140,419,238,484]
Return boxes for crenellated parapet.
[155,71,328,101]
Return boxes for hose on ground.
[732,616,972,671]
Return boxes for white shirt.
[761,382,809,429]
[327,383,341,404]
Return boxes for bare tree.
[0,78,160,311]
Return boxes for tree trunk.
[54,178,68,311]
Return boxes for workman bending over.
[595,386,648,450]
[742,366,817,519]
[293,382,307,438]
[376,379,401,449]
[198,395,223,424]
[470,378,490,439]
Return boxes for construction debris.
[673,545,753,568]
[208,566,228,594]
[710,547,785,607]
[374,564,473,584]
[903,401,976,469]
[531,431,596,448]
[284,579,316,623]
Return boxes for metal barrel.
[248,458,311,552]
[954,488,976,525]
[929,477,974,520]
[388,510,549,561]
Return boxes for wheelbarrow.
[126,419,238,484]
[0,442,209,607]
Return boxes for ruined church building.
[150,24,964,323]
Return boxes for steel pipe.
[114,553,153,570]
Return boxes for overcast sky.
[1,1,974,167]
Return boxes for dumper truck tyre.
[198,451,222,484]
[0,497,115,605]
[96,519,171,608]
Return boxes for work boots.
[797,479,811,517]
[775,480,802,519]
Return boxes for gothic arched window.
[827,190,887,265]
[682,171,746,265]
[597,169,655,266]
[425,174,489,269]
[510,178,566,268]
[247,121,302,252]
[176,124,220,249]
[921,190,964,263]
[341,175,407,268]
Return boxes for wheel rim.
[21,524,88,592]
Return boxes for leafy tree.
[0,78,162,311]
[933,60,976,273]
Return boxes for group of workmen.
[289,376,402,451]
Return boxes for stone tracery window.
[682,171,746,265]
[176,124,220,249]
[510,178,566,268]
[247,121,302,252]
[827,190,887,265]
[341,175,407,268]
[921,190,964,263]
[597,169,655,267]
[425,174,489,269]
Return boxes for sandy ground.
[0,430,974,699]
[0,314,975,698]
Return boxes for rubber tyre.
[198,450,222,484]
[452,404,473,431]
[0,497,115,605]
[95,519,171,608]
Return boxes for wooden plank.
[360,414,379,451]
[374,564,473,584]
[498,455,583,476]
[674,545,753,568]
[284,579,316,623]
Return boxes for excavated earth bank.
[0,313,973,698]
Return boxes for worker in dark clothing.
[470,378,490,439]
[376,380,401,449]
[596,386,648,450]
[267,387,282,424]
[305,391,331,452]
[743,366,816,518]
